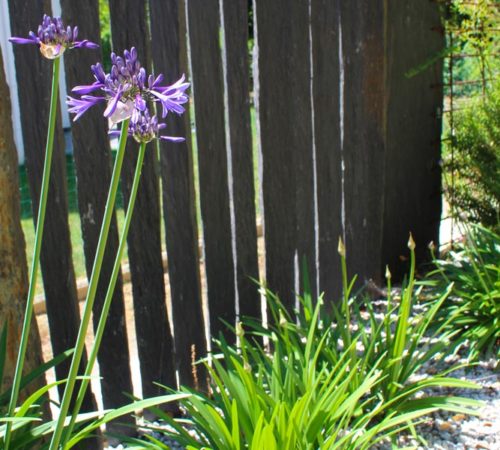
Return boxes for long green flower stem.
[4,57,60,450]
[339,239,357,387]
[62,142,147,447]
[388,237,416,398]
[49,119,130,450]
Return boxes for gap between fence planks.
[33,223,265,316]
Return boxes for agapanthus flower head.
[109,109,185,144]
[67,47,189,124]
[9,14,98,59]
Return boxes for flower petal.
[107,99,135,126]
[160,136,185,142]
[9,36,39,45]
[72,82,104,95]
[108,130,121,138]
[150,90,186,117]
[103,87,124,117]
[73,40,99,49]
[67,95,104,121]
[134,94,147,111]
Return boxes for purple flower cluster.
[110,110,185,144]
[68,47,189,126]
[68,47,187,143]
[9,14,98,59]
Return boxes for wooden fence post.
[220,0,261,322]
[148,0,207,390]
[254,0,316,310]
[108,0,177,400]
[186,0,237,342]
[340,1,387,286]
[383,0,444,278]
[311,0,343,302]
[60,0,135,437]
[7,1,100,436]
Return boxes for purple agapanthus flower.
[9,14,98,59]
[109,109,185,144]
[67,47,189,125]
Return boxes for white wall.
[0,0,71,165]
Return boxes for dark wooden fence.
[7,0,443,432]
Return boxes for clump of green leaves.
[340,237,478,420]
[149,239,481,449]
[0,322,186,449]
[0,322,72,449]
[444,82,500,230]
[427,225,500,360]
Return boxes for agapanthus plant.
[9,14,98,59]
[4,15,97,450]
[68,47,189,124]
[50,52,188,450]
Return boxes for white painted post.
[0,1,25,164]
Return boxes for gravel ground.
[375,356,500,450]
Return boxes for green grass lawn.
[22,208,126,296]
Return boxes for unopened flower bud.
[408,233,416,251]
[279,311,287,327]
[236,322,244,338]
[338,237,346,257]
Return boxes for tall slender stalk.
[62,142,147,447]
[338,238,357,387]
[4,57,60,450]
[388,235,416,398]
[49,119,130,450]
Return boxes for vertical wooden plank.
[383,1,443,279]
[7,0,101,432]
[311,0,343,302]
[220,0,260,320]
[187,0,236,341]
[340,1,387,285]
[108,0,176,398]
[254,0,315,309]
[148,0,207,389]
[60,0,135,436]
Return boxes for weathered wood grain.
[187,0,237,341]
[311,0,343,302]
[221,0,260,320]
[382,1,443,279]
[340,1,386,285]
[148,0,207,390]
[254,0,315,310]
